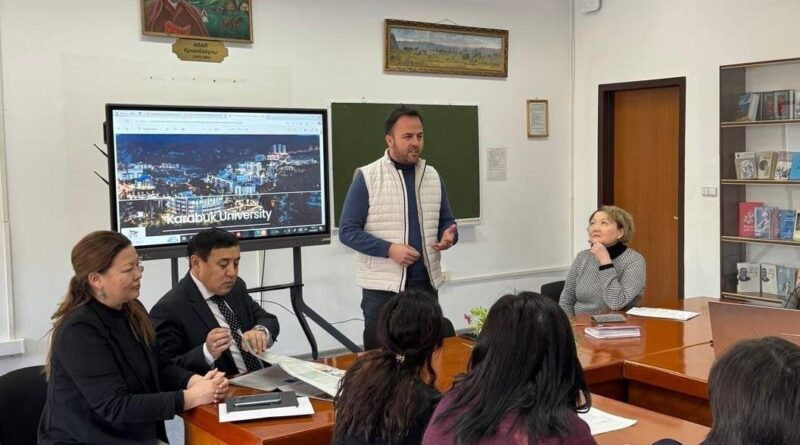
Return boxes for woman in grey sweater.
[559,206,646,316]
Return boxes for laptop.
[709,301,800,357]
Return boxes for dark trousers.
[361,282,437,350]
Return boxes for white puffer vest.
[356,150,443,292]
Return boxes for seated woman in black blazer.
[332,288,443,445]
[38,231,229,445]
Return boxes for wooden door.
[612,86,681,307]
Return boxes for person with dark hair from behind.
[38,231,227,445]
[150,227,280,376]
[423,292,596,445]
[332,288,444,445]
[652,336,800,445]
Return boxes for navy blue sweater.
[339,160,457,286]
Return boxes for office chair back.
[0,365,47,445]
[540,280,565,304]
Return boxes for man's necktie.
[209,296,263,372]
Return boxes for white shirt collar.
[189,271,215,301]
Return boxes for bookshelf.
[721,179,800,185]
[721,119,800,128]
[720,57,800,304]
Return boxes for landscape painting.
[141,0,253,43]
[385,19,508,77]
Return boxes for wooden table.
[574,297,714,400]
[590,394,709,444]
[184,335,711,444]
[183,337,474,445]
[624,343,716,426]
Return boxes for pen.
[233,398,281,407]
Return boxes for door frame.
[597,77,686,298]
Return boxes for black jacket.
[150,274,280,376]
[38,299,192,445]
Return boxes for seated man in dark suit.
[151,228,280,376]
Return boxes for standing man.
[339,105,457,350]
[150,228,280,376]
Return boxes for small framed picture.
[527,99,549,138]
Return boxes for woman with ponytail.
[38,231,229,445]
[332,288,444,445]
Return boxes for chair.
[540,280,565,304]
[0,365,48,445]
[442,317,456,338]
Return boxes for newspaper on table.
[244,350,344,398]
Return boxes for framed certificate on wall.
[527,99,549,137]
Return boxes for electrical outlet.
[701,186,718,197]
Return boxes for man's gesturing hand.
[388,244,421,267]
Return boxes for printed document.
[578,407,637,435]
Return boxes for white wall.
[0,0,574,373]
[572,0,800,298]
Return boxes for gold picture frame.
[384,19,509,78]
[141,0,254,43]
[527,99,549,138]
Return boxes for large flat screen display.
[105,104,330,259]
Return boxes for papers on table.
[257,351,345,397]
[626,306,700,321]
[230,365,332,400]
[218,395,314,422]
[578,407,637,435]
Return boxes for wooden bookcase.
[720,57,800,304]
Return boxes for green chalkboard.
[331,103,480,225]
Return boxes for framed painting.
[385,19,509,77]
[142,0,253,43]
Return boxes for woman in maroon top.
[423,292,596,445]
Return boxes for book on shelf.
[761,91,776,120]
[790,154,800,180]
[754,206,779,238]
[777,266,797,299]
[795,267,800,297]
[794,210,800,241]
[761,263,778,295]
[774,152,794,180]
[757,151,777,179]
[735,152,757,179]
[738,201,763,237]
[735,92,761,121]
[778,209,796,240]
[775,90,794,120]
[737,262,760,293]
[794,90,800,120]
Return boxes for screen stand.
[248,247,362,359]
[170,258,179,288]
